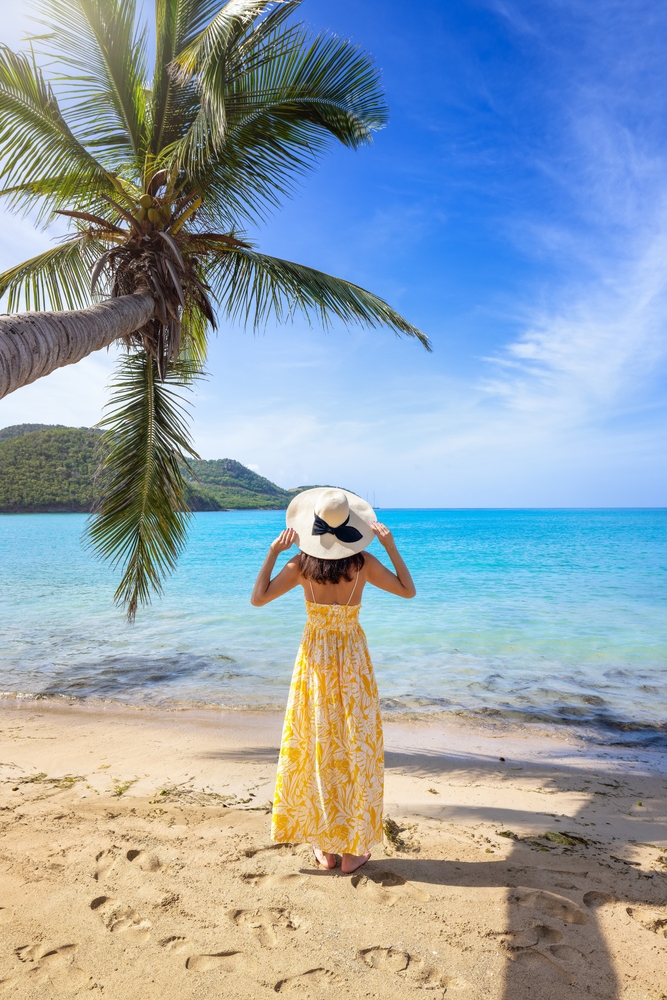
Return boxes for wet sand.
[0,700,666,999]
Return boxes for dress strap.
[309,580,317,604]
[345,572,360,606]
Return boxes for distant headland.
[0,424,313,513]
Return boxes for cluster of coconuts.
[136,193,171,227]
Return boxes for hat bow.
[311,513,363,543]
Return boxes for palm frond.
[173,14,388,225]
[178,0,260,48]
[30,0,149,166]
[173,0,275,86]
[225,17,388,148]
[0,44,113,221]
[179,297,209,367]
[87,350,202,620]
[150,0,228,158]
[0,235,108,311]
[159,0,274,171]
[152,0,185,157]
[189,238,430,348]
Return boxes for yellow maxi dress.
[271,584,384,855]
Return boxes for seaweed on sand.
[18,773,86,790]
[150,782,241,807]
[383,817,420,853]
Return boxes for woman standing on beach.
[251,488,415,874]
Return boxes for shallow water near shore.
[0,508,665,747]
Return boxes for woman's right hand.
[270,528,297,554]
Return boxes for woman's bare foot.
[341,851,371,874]
[312,847,337,869]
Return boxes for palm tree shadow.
[376,752,665,998]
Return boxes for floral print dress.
[271,582,384,855]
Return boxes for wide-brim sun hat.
[286,487,376,559]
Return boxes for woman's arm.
[250,528,302,606]
[365,522,416,598]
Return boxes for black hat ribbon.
[312,513,363,543]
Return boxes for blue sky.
[1,0,666,505]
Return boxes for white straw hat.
[286,487,376,559]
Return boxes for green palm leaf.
[173,6,388,223]
[189,238,430,348]
[31,0,149,166]
[0,44,112,221]
[87,350,201,619]
[0,235,106,311]
[150,0,223,156]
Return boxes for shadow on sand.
[374,747,666,998]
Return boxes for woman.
[251,487,415,874]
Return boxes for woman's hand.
[270,527,297,554]
[367,522,415,598]
[251,529,300,606]
[372,521,396,550]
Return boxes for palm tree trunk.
[0,292,154,399]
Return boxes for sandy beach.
[0,701,666,999]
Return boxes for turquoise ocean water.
[0,509,665,746]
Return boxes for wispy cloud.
[484,225,667,425]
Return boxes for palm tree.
[0,0,428,617]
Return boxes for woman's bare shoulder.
[362,551,382,572]
[362,551,381,565]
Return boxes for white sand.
[0,700,666,999]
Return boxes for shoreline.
[2,694,667,796]
[1,692,666,755]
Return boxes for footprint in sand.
[160,936,192,954]
[583,890,615,909]
[94,848,118,882]
[626,906,667,936]
[509,887,588,925]
[230,908,299,947]
[274,968,338,992]
[359,946,409,972]
[500,923,563,949]
[14,943,89,990]
[241,872,310,890]
[350,869,430,906]
[508,949,571,984]
[186,951,251,972]
[0,908,13,925]
[358,946,447,987]
[126,849,163,871]
[550,944,590,965]
[90,896,152,942]
[408,958,449,989]
[244,843,294,859]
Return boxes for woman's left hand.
[270,528,297,554]
[372,521,396,550]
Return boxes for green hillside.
[0,425,295,512]
[0,427,100,512]
[186,458,292,510]
[0,423,67,443]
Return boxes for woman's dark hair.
[298,551,365,585]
